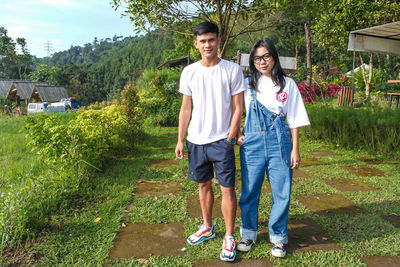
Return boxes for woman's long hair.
[249,39,286,93]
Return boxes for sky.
[1,0,137,58]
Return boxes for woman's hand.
[290,149,300,169]
[237,134,245,146]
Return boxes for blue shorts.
[186,139,236,188]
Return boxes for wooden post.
[236,50,241,65]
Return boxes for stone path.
[106,131,400,266]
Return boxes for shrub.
[298,83,342,104]
[303,104,400,157]
[138,68,182,126]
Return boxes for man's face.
[194,32,220,60]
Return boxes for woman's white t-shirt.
[179,59,245,145]
[244,76,310,129]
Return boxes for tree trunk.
[304,23,312,86]
[359,53,373,98]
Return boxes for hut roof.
[33,85,68,102]
[0,80,14,99]
[9,81,48,100]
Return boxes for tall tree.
[0,27,32,79]
[112,0,273,57]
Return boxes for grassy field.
[1,115,399,266]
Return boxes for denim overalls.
[239,87,293,244]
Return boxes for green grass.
[1,116,399,266]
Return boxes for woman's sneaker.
[220,235,236,262]
[186,224,216,245]
[271,243,286,257]
[236,239,255,252]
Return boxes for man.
[175,21,245,262]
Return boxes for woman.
[236,39,310,257]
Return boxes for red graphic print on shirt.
[276,92,288,103]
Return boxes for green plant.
[138,68,182,126]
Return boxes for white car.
[27,102,48,115]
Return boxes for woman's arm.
[290,127,300,169]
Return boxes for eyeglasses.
[253,53,272,64]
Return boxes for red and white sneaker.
[186,224,216,245]
[220,235,236,262]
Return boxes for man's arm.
[175,94,192,159]
[228,92,244,140]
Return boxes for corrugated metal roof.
[348,21,400,55]
[34,85,69,102]
[0,80,13,99]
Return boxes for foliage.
[0,26,32,79]
[303,104,400,157]
[28,64,63,85]
[112,0,274,57]
[298,83,341,104]
[138,68,182,126]
[353,67,385,95]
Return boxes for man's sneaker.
[236,239,255,252]
[186,224,215,245]
[220,235,236,262]
[271,243,286,258]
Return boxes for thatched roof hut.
[7,81,48,101]
[0,80,14,99]
[30,85,68,103]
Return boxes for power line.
[44,40,53,57]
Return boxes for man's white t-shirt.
[179,59,246,145]
[244,76,310,129]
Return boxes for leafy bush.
[303,104,400,156]
[298,83,342,104]
[138,68,182,126]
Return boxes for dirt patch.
[301,158,327,167]
[308,150,339,157]
[147,159,179,168]
[381,215,400,228]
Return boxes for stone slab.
[148,159,179,168]
[356,157,384,165]
[235,179,271,193]
[323,178,378,192]
[260,218,340,253]
[194,259,273,266]
[381,215,400,228]
[343,166,388,177]
[361,255,400,267]
[301,158,327,166]
[135,181,181,197]
[295,194,364,216]
[293,168,310,178]
[308,150,339,157]
[108,222,185,259]
[186,195,240,218]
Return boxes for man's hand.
[237,134,245,146]
[175,141,185,159]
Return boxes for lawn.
[1,115,399,266]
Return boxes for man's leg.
[199,180,214,227]
[220,185,236,236]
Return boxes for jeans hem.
[269,235,288,244]
[240,226,257,241]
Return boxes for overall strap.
[247,77,262,130]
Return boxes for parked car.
[27,102,48,115]
[60,97,83,111]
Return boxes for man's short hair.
[193,21,219,38]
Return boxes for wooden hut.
[7,81,48,105]
[30,85,68,103]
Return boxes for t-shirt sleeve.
[179,67,192,96]
[286,79,311,129]
[230,64,246,96]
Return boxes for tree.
[29,64,63,85]
[0,26,32,79]
[112,0,273,57]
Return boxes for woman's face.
[253,46,274,77]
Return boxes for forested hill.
[33,30,174,104]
